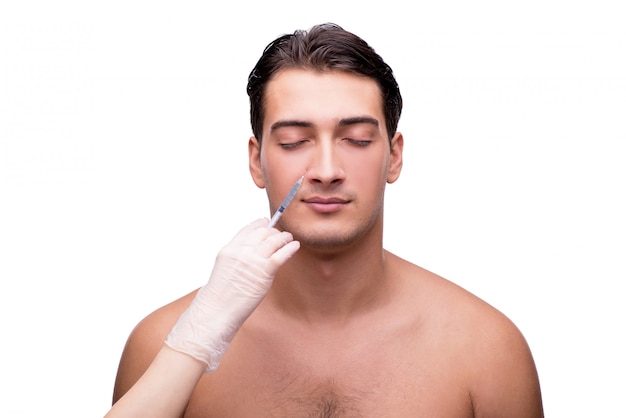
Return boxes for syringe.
[268,175,304,228]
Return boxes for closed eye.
[346,139,372,147]
[280,140,308,149]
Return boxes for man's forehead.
[263,69,385,127]
[266,67,380,92]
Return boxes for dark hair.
[246,23,402,144]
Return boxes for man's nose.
[306,140,346,186]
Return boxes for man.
[107,23,543,417]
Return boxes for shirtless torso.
[113,252,542,417]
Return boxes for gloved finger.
[269,240,300,266]
[228,218,273,246]
[255,230,295,258]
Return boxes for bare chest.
[183,319,473,417]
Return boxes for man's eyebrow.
[271,117,379,132]
[270,120,313,132]
[337,116,379,128]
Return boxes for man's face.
[249,68,403,251]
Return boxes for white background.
[1,1,624,416]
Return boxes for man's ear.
[248,136,265,188]
[387,132,404,184]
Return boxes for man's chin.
[292,227,367,253]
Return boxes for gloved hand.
[165,218,300,372]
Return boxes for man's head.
[247,24,404,250]
[247,23,402,145]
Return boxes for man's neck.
[269,239,392,323]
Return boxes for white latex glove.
[165,218,300,372]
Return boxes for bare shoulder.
[388,252,544,417]
[111,289,199,403]
[389,251,530,334]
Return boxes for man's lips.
[302,196,349,213]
